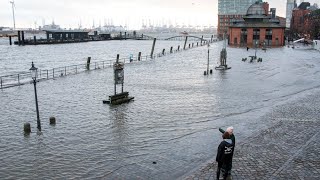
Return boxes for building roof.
[229,23,285,28]
[246,2,267,16]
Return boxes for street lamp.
[255,41,258,58]
[207,43,210,75]
[29,62,41,131]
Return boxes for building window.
[253,29,260,45]
[265,29,272,46]
[240,28,247,46]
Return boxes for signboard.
[113,62,124,84]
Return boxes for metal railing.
[0,39,219,89]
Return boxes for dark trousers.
[216,162,231,180]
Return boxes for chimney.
[270,8,276,18]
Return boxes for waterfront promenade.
[182,90,320,179]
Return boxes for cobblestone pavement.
[182,93,320,180]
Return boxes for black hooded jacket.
[216,139,234,164]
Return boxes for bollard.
[204,71,207,75]
[9,36,12,45]
[162,49,165,55]
[192,43,194,47]
[150,38,156,59]
[49,116,56,125]
[34,36,37,45]
[197,42,199,46]
[170,47,173,53]
[188,44,190,48]
[24,123,31,134]
[210,69,213,74]
[125,32,127,40]
[178,45,180,51]
[138,52,141,61]
[86,57,91,70]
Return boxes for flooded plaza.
[0,37,319,179]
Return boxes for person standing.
[219,126,235,178]
[216,132,234,180]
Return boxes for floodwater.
[0,35,320,179]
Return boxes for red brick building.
[228,2,285,47]
[291,8,311,34]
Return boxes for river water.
[0,35,320,179]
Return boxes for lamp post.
[207,43,210,75]
[255,41,258,58]
[30,62,41,131]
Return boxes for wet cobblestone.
[183,93,320,180]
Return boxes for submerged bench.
[103,92,134,105]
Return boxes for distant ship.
[180,31,188,36]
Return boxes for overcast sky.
[1,0,319,29]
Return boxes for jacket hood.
[224,139,232,144]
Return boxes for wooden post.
[9,36,12,45]
[178,45,180,51]
[211,35,213,42]
[207,48,209,75]
[86,57,91,70]
[125,32,127,40]
[34,36,37,45]
[201,35,204,45]
[150,38,156,58]
[170,47,173,53]
[183,36,188,50]
[197,42,198,46]
[17,31,21,45]
[46,33,49,42]
[162,49,165,55]
[138,52,141,61]
[21,31,25,46]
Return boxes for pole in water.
[183,36,188,50]
[9,36,12,45]
[150,38,156,58]
[138,52,141,61]
[86,57,91,70]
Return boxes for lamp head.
[29,62,38,80]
